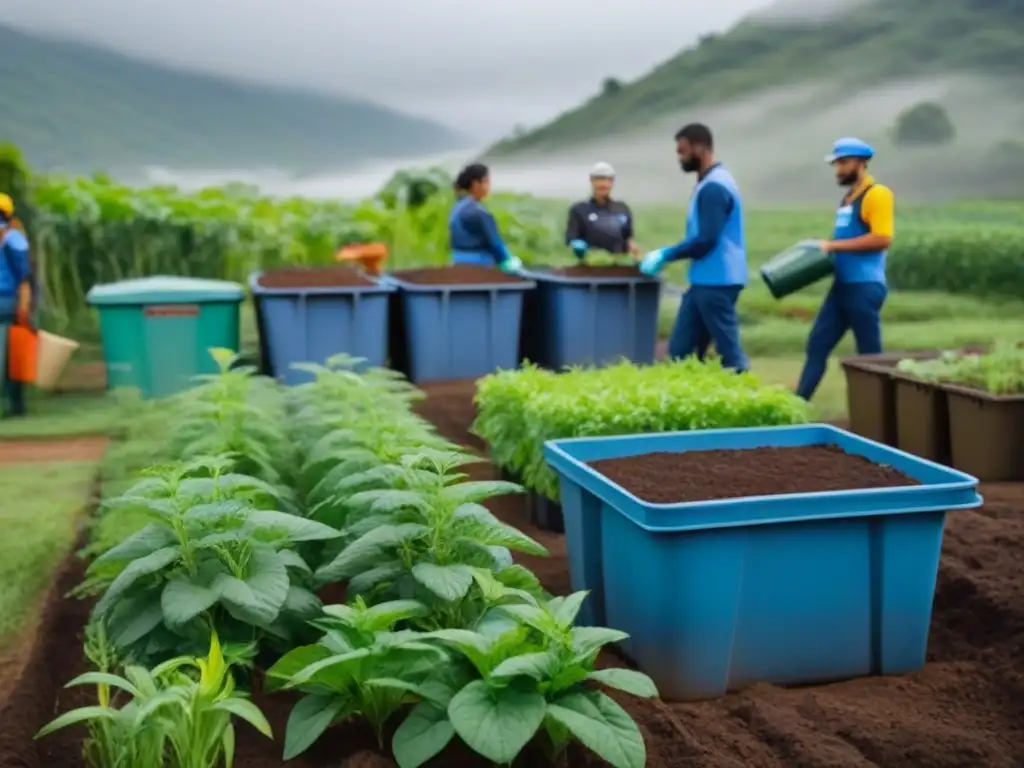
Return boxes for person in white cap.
[565,162,641,260]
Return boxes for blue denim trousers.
[796,281,887,400]
[667,284,749,372]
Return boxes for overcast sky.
[0,0,776,137]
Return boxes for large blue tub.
[519,268,659,368]
[386,271,534,383]
[544,424,981,700]
[250,271,394,385]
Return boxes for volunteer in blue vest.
[565,162,642,259]
[449,163,523,273]
[795,138,894,400]
[0,194,32,418]
[638,123,749,371]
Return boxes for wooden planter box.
[945,384,1024,482]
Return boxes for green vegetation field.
[3,143,1023,422]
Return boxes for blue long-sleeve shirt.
[449,198,511,264]
[662,181,733,263]
[0,228,30,297]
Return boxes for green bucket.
[760,241,834,299]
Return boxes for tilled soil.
[390,265,527,286]
[589,445,917,504]
[256,266,375,289]
[4,380,1024,767]
[0,436,109,464]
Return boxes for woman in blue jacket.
[0,194,33,418]
[449,164,523,273]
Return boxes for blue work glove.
[499,254,524,274]
[638,248,668,277]
[569,239,588,258]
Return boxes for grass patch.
[0,460,98,646]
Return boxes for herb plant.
[36,631,272,768]
[392,591,658,768]
[266,598,446,758]
[85,456,339,663]
[897,343,1024,394]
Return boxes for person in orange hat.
[0,194,33,417]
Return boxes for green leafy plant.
[315,451,548,629]
[265,598,446,758]
[897,343,1024,394]
[474,358,811,500]
[392,591,657,768]
[36,631,272,768]
[85,455,340,663]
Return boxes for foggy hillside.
[484,75,1024,205]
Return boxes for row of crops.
[41,352,663,768]
[2,142,1022,335]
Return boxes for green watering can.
[760,240,834,299]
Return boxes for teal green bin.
[86,276,244,399]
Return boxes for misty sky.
[0,0,772,138]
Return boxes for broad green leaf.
[586,668,659,698]
[161,579,219,626]
[448,680,546,764]
[412,563,474,602]
[490,651,559,682]
[290,648,373,687]
[212,697,274,737]
[441,481,523,506]
[364,599,431,629]
[276,549,312,573]
[34,705,116,737]
[499,604,559,636]
[266,645,332,691]
[347,561,403,596]
[214,548,289,626]
[89,524,176,569]
[283,693,349,759]
[571,626,629,658]
[106,595,165,648]
[94,546,181,616]
[393,702,455,768]
[549,592,588,627]
[546,690,646,768]
[246,510,342,542]
[283,585,322,618]
[421,629,491,672]
[316,524,428,583]
[223,723,236,768]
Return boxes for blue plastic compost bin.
[386,273,534,383]
[249,271,394,386]
[87,275,244,399]
[544,424,982,700]
[519,269,660,368]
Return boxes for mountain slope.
[0,24,463,173]
[488,0,1024,155]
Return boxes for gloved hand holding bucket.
[760,240,834,299]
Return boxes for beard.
[680,157,701,173]
[836,171,859,186]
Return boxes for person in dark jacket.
[0,193,33,418]
[639,124,749,372]
[449,163,523,273]
[565,162,641,259]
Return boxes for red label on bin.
[144,304,200,317]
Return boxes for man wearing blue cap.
[796,137,895,400]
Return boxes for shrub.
[892,101,956,146]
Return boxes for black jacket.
[565,198,634,253]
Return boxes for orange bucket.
[7,324,38,384]
[335,242,388,276]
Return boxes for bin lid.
[86,275,245,306]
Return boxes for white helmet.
[590,161,615,178]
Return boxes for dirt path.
[0,436,108,464]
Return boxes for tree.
[601,77,623,97]
[891,102,956,146]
